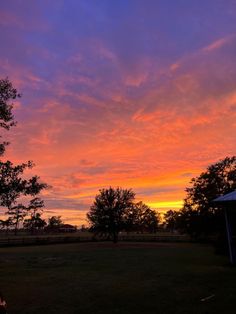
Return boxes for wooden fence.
[119,234,190,242]
[0,234,191,247]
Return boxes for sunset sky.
[0,0,236,225]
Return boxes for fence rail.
[0,234,191,247]
[119,234,190,242]
[0,236,92,247]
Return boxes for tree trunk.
[14,219,19,235]
[113,232,118,243]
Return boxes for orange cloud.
[1,26,236,225]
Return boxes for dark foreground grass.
[0,242,236,314]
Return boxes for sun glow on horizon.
[148,201,184,211]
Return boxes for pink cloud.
[202,34,235,52]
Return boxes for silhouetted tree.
[0,78,19,156]
[80,224,88,232]
[0,217,13,233]
[24,213,46,233]
[0,78,48,233]
[87,187,135,243]
[164,210,179,233]
[124,202,143,233]
[23,198,46,234]
[46,216,63,232]
[140,204,160,233]
[125,201,159,233]
[1,161,47,234]
[7,204,27,235]
[180,156,236,238]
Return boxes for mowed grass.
[0,242,236,314]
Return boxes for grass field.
[0,242,236,314]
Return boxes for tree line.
[0,212,67,235]
[87,157,236,243]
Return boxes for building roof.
[213,190,236,202]
[59,224,76,229]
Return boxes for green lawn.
[0,242,235,314]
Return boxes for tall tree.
[0,159,47,235]
[164,210,179,233]
[140,205,160,233]
[124,202,143,233]
[46,216,63,232]
[125,201,159,233]
[23,213,47,233]
[0,78,48,233]
[180,156,236,237]
[0,78,19,156]
[23,198,46,234]
[87,187,135,243]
